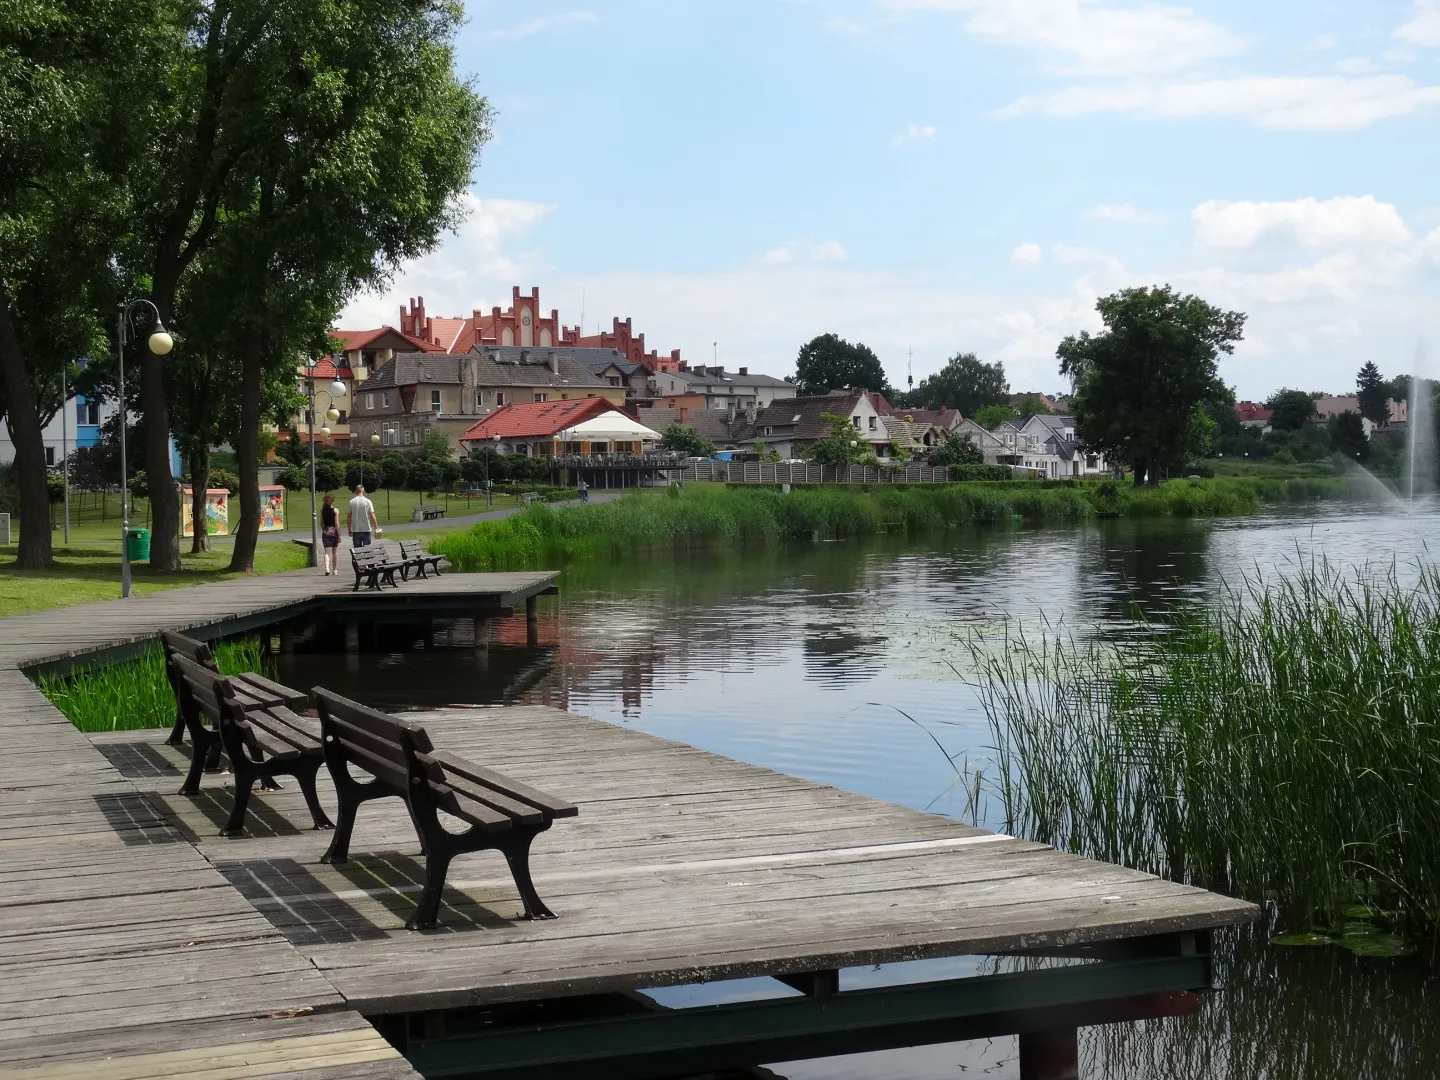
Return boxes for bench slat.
[236,672,310,711]
[429,783,513,832]
[261,705,322,743]
[438,771,546,826]
[242,711,316,754]
[425,750,577,817]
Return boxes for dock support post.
[278,623,294,654]
[424,619,436,650]
[1019,1028,1079,1080]
[344,620,360,655]
[525,595,538,647]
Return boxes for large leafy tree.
[911,353,1008,416]
[795,334,889,396]
[1058,286,1244,487]
[1356,361,1389,426]
[806,413,867,465]
[0,0,168,567]
[1266,389,1316,432]
[659,424,716,457]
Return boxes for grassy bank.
[36,637,268,733]
[435,478,1358,572]
[969,561,1440,941]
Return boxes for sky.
[339,0,1440,401]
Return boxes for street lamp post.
[116,300,173,598]
[305,371,347,568]
[487,433,500,508]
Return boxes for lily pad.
[1271,932,1332,947]
[1339,933,1415,958]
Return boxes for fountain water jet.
[1405,343,1434,504]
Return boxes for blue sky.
[341,0,1440,400]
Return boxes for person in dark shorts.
[320,494,341,574]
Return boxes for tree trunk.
[227,327,262,573]
[1146,452,1160,488]
[1131,458,1145,487]
[0,287,54,569]
[136,280,181,571]
[188,442,210,553]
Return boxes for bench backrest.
[398,539,423,556]
[170,652,236,732]
[352,545,386,564]
[314,687,432,794]
[160,629,216,670]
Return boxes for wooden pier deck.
[0,566,1258,1078]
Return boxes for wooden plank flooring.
[0,565,1256,1076]
[0,567,553,1079]
[96,706,1257,1017]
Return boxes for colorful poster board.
[259,486,285,532]
[181,485,285,535]
[180,488,229,537]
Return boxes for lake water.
[278,504,1440,1079]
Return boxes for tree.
[1010,394,1053,419]
[795,334,889,396]
[752,440,780,462]
[805,413,867,465]
[1329,411,1369,462]
[928,432,984,468]
[408,458,441,496]
[381,452,411,491]
[1058,285,1244,487]
[659,423,716,457]
[1356,362,1389,426]
[1266,389,1316,432]
[345,460,382,491]
[973,404,1018,430]
[910,353,1008,416]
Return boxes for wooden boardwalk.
[0,569,553,1079]
[0,565,1257,1078]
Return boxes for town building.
[732,391,891,459]
[643,365,797,413]
[990,415,1106,478]
[0,393,112,468]
[348,348,627,448]
[1234,401,1273,431]
[951,417,1008,463]
[882,417,941,457]
[285,326,440,447]
[458,399,661,458]
[397,288,684,373]
[629,407,733,448]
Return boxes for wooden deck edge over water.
[0,566,1258,1078]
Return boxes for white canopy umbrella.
[557,412,662,442]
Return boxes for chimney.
[550,351,559,375]
[746,401,757,424]
[727,402,737,424]
[739,367,748,376]
[679,406,688,423]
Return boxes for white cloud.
[484,11,598,39]
[1192,196,1413,250]
[1087,202,1164,225]
[999,74,1440,130]
[885,0,1244,76]
[1336,56,1380,74]
[1009,242,1043,266]
[760,239,850,265]
[1397,1,1440,46]
[892,122,937,147]
[339,194,555,326]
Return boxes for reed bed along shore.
[436,477,1355,572]
[37,637,268,732]
[969,560,1440,941]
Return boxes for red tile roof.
[330,326,445,354]
[459,397,618,441]
[302,357,354,379]
[1235,401,1273,423]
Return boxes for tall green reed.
[970,560,1440,933]
[37,636,268,733]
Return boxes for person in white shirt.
[347,485,379,548]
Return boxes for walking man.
[348,485,379,548]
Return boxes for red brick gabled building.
[398,286,682,373]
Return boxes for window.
[381,391,390,408]
[590,442,609,454]
[535,393,548,402]
[495,391,505,406]
[476,389,486,409]
[608,376,621,386]
[764,426,773,436]
[76,400,99,426]
[381,422,395,445]
[45,446,55,466]
[868,416,876,430]
[337,410,347,423]
[852,416,861,429]
[564,441,582,454]
[614,441,634,453]
[430,389,442,413]
[365,393,374,410]
[404,427,412,444]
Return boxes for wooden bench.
[520,491,540,505]
[160,630,309,763]
[397,538,444,580]
[409,503,446,521]
[171,655,334,836]
[351,543,404,591]
[314,688,577,930]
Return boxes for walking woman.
[320,494,341,574]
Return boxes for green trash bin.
[125,527,150,563]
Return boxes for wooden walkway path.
[0,569,553,1079]
[0,565,1257,1078]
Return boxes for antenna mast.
[907,347,913,390]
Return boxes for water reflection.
[277,506,1440,1079]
